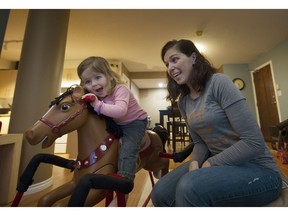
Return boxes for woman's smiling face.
[163,47,196,85]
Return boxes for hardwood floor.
[267,142,288,179]
[4,142,287,207]
[3,151,188,208]
[3,162,150,207]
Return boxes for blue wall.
[249,38,288,121]
[222,38,288,122]
[223,64,256,117]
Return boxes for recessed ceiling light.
[158,82,164,88]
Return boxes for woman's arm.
[178,97,210,170]
[188,136,210,171]
[190,137,210,166]
[207,99,266,166]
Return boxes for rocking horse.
[15,84,170,207]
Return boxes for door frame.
[250,60,282,127]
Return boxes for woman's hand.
[201,160,211,168]
[189,160,211,172]
[82,93,98,107]
[189,161,199,172]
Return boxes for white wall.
[139,88,170,127]
[130,81,140,102]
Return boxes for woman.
[151,39,287,207]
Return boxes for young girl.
[77,56,148,186]
[151,39,287,207]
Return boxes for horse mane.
[49,86,123,139]
[86,103,123,139]
[49,87,74,108]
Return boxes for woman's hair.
[77,56,126,92]
[161,39,216,102]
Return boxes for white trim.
[250,69,260,126]
[269,62,282,122]
[23,177,53,195]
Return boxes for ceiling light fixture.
[195,30,205,53]
[196,30,203,37]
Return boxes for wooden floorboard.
[267,142,288,179]
[3,141,287,207]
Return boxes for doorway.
[252,63,280,141]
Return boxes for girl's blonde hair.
[77,56,126,92]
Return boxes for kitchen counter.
[0,114,10,134]
[0,134,23,205]
[0,114,10,117]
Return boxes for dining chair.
[166,101,189,153]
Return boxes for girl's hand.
[189,161,199,172]
[82,93,98,107]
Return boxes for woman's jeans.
[151,161,282,207]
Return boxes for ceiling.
[2,9,288,88]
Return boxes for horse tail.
[152,125,169,152]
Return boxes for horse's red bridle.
[39,90,117,169]
[39,94,87,135]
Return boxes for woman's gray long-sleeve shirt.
[178,73,287,187]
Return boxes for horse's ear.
[73,85,84,97]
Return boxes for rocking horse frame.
[15,85,170,207]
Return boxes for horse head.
[25,85,90,148]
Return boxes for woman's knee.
[175,173,207,206]
[176,172,200,194]
[151,181,164,206]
